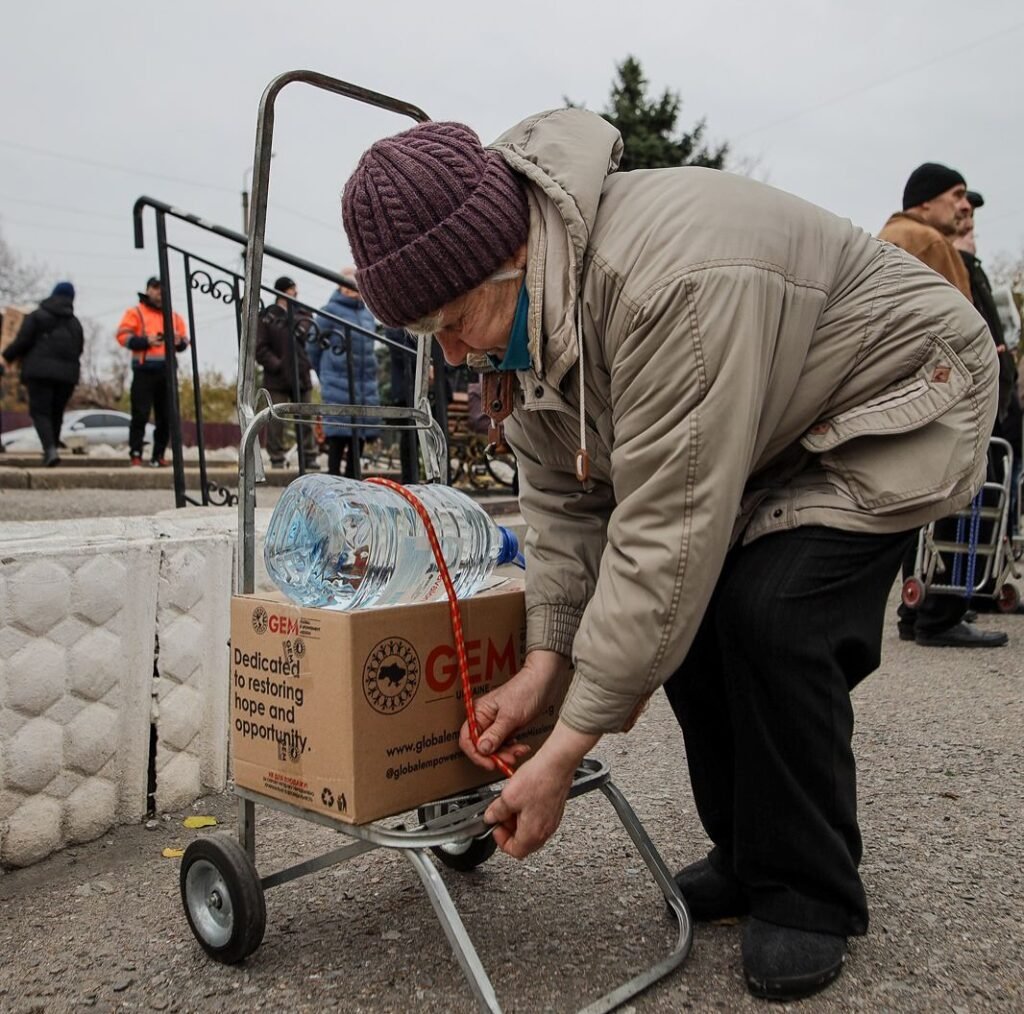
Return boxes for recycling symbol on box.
[321,787,334,808]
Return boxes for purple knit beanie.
[341,121,529,328]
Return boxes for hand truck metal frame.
[177,70,693,1013]
[902,436,1023,613]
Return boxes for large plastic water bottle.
[263,473,522,610]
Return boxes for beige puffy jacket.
[489,109,997,735]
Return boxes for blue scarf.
[487,283,530,372]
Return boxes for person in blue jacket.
[310,268,381,476]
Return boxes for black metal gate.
[132,197,432,507]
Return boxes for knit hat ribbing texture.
[341,121,529,328]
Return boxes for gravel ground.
[0,602,1021,1014]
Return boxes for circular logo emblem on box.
[294,637,306,658]
[363,638,421,715]
[252,606,268,634]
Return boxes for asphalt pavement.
[0,477,1021,1012]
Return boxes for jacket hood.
[40,294,74,316]
[490,108,622,384]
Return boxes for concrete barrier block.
[154,537,232,811]
[0,507,283,867]
[65,777,118,845]
[2,794,62,867]
[6,641,66,717]
[67,629,122,702]
[155,750,201,812]
[10,560,71,635]
[5,718,63,795]
[65,703,119,776]
[72,555,128,627]
[0,543,158,867]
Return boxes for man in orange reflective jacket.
[115,276,188,466]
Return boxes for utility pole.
[241,155,273,271]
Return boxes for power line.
[0,216,130,240]
[733,19,1024,140]
[272,201,344,234]
[0,136,237,195]
[0,194,127,223]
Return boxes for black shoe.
[897,624,915,641]
[742,918,846,1001]
[963,609,978,623]
[915,622,1008,648]
[42,447,61,467]
[671,856,749,921]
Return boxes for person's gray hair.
[404,308,445,338]
[399,267,523,337]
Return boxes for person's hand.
[484,722,599,858]
[459,649,570,771]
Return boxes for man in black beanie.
[879,163,972,297]
[879,166,1006,647]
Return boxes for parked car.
[0,410,154,453]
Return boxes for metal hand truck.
[902,436,1023,613]
[177,71,692,1013]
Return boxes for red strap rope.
[367,477,515,779]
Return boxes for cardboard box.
[229,584,558,825]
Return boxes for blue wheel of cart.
[181,834,266,963]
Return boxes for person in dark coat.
[311,269,381,477]
[1,281,84,466]
[955,192,1022,461]
[255,275,319,469]
[955,191,1024,567]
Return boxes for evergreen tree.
[572,56,728,172]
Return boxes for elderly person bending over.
[341,110,996,1001]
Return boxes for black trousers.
[26,380,75,452]
[327,436,363,478]
[130,368,169,459]
[663,525,913,937]
[265,388,318,466]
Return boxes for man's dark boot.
[742,918,846,1000]
[43,446,60,467]
[671,856,749,921]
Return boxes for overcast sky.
[2,0,1023,376]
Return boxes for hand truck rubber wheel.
[417,803,497,871]
[996,583,1021,614]
[180,834,266,963]
[901,577,926,608]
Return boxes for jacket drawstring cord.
[574,300,590,483]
